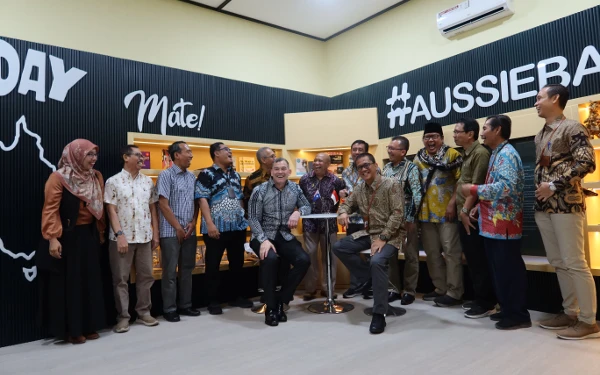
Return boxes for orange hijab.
[54,139,104,220]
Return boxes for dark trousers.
[203,230,247,305]
[333,235,398,315]
[459,222,496,309]
[484,238,530,323]
[161,236,197,313]
[346,224,369,289]
[250,233,310,309]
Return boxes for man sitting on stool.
[247,158,312,326]
[334,153,406,334]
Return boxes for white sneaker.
[136,315,159,327]
[114,319,130,333]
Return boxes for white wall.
[0,0,328,96]
[325,0,600,96]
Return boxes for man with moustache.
[299,153,347,301]
[413,122,464,307]
[461,115,531,330]
[453,118,497,319]
[533,84,598,340]
[105,145,160,333]
[382,136,422,306]
[247,158,312,326]
[341,140,374,299]
[157,141,200,322]
[196,142,254,315]
[334,153,406,334]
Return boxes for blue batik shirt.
[195,164,248,234]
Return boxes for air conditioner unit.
[436,0,515,38]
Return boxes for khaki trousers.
[109,241,154,322]
[420,222,464,300]
[535,211,597,324]
[303,231,338,293]
[389,224,420,295]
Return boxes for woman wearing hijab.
[37,139,107,344]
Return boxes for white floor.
[2,293,600,375]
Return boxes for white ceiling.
[185,0,409,40]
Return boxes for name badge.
[227,186,236,199]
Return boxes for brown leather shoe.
[67,335,86,344]
[84,332,99,340]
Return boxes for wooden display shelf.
[592,139,600,149]
[146,260,259,282]
[588,224,600,232]
[583,182,600,189]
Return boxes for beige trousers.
[109,241,154,322]
[303,231,338,293]
[535,211,597,325]
[420,222,464,300]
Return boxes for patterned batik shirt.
[299,171,347,233]
[195,164,248,234]
[382,160,422,223]
[243,168,270,210]
[157,165,196,238]
[413,147,462,223]
[104,169,159,243]
[248,179,311,243]
[534,118,596,214]
[342,164,364,225]
[475,141,524,240]
[338,175,406,250]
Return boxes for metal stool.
[359,249,407,317]
[250,252,290,314]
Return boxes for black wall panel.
[1,6,599,347]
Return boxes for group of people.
[37,83,598,343]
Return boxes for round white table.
[301,213,354,314]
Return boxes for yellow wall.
[325,0,600,96]
[0,0,328,96]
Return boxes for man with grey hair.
[243,147,276,210]
[248,157,312,326]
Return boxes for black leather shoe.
[276,302,288,323]
[163,311,181,322]
[208,304,223,315]
[265,308,279,327]
[400,293,415,305]
[178,308,201,317]
[369,313,386,334]
[388,292,401,303]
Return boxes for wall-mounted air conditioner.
[437,0,515,38]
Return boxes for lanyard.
[365,180,382,218]
[540,118,565,156]
[485,143,508,184]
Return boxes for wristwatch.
[378,234,389,241]
[549,182,557,192]
[115,230,124,237]
[461,207,469,214]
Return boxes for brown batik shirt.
[534,118,596,213]
[338,175,406,249]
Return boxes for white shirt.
[104,169,159,243]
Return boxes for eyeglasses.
[452,130,466,135]
[86,153,99,159]
[217,147,231,153]
[386,146,406,151]
[423,135,441,141]
[128,152,144,158]
[357,162,374,170]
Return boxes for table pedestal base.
[308,300,355,314]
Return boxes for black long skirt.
[37,224,106,339]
